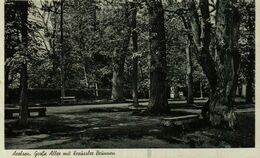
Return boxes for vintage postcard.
[0,0,259,158]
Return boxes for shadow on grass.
[5,106,254,148]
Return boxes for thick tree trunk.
[130,1,139,106]
[111,55,126,102]
[60,0,65,103]
[147,1,169,114]
[245,5,254,104]
[245,49,254,103]
[189,0,217,89]
[208,0,240,128]
[188,0,240,128]
[18,0,29,126]
[185,39,194,104]
[189,0,218,122]
[50,13,58,84]
[19,63,28,126]
[111,2,131,102]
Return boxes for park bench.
[60,96,77,104]
[5,107,46,119]
[161,114,199,128]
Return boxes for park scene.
[5,0,255,149]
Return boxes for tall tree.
[17,0,29,126]
[147,0,169,113]
[111,1,131,102]
[60,0,65,103]
[241,1,255,103]
[188,0,241,127]
[179,9,195,104]
[185,38,194,104]
[130,0,139,106]
[28,0,61,88]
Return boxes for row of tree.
[5,0,255,128]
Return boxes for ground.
[5,100,255,149]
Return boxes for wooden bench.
[60,96,77,104]
[5,107,47,119]
[161,114,199,128]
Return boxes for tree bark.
[188,0,217,89]
[60,0,65,104]
[111,55,126,102]
[210,0,240,128]
[245,3,254,104]
[185,38,194,104]
[50,8,58,85]
[179,13,194,103]
[245,49,254,103]
[130,1,139,106]
[147,1,169,114]
[188,0,241,128]
[19,63,28,126]
[18,0,29,126]
[246,52,254,103]
[111,2,131,102]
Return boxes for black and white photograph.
[3,0,256,151]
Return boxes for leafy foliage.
[5,0,254,100]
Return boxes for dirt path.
[5,103,254,149]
